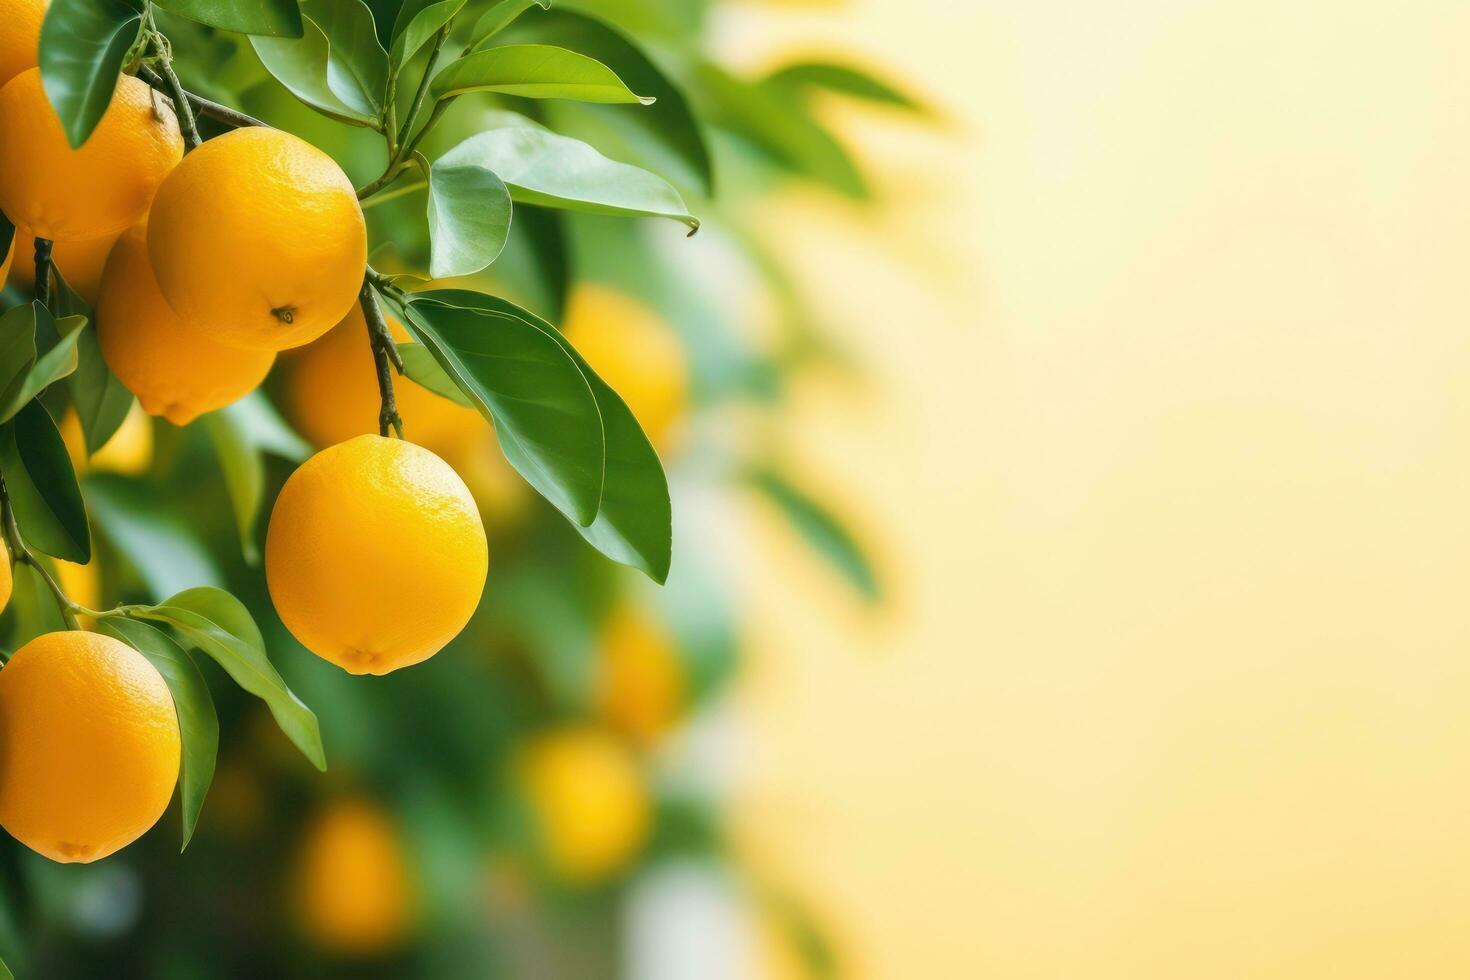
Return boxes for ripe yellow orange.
[147,127,366,351]
[8,222,121,304]
[518,726,651,883]
[0,0,45,89]
[284,306,481,452]
[596,605,684,746]
[0,630,180,863]
[561,285,690,447]
[265,435,487,675]
[0,540,11,615]
[294,797,414,954]
[0,69,181,241]
[97,221,274,425]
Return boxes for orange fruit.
[0,630,180,863]
[518,726,651,883]
[596,605,684,746]
[284,306,481,452]
[0,540,11,615]
[147,127,366,351]
[265,435,487,675]
[294,798,414,954]
[7,222,121,304]
[97,221,274,425]
[0,0,46,89]
[0,69,181,241]
[561,285,690,447]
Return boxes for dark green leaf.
[439,117,697,230]
[128,586,326,771]
[153,0,304,37]
[748,468,880,602]
[398,342,473,406]
[55,272,133,454]
[84,474,223,599]
[99,618,219,849]
[430,44,652,104]
[396,292,605,526]
[0,401,90,563]
[38,0,144,148]
[0,213,13,265]
[306,0,388,117]
[427,140,512,278]
[251,6,383,127]
[0,306,84,423]
[388,0,462,72]
[0,306,37,406]
[465,0,547,44]
[766,61,926,113]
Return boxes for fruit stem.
[136,66,268,131]
[149,35,201,151]
[31,238,51,309]
[360,280,405,439]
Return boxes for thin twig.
[136,65,268,130]
[360,280,405,438]
[0,476,82,630]
[149,37,201,150]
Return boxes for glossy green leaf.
[765,61,926,113]
[100,618,219,849]
[38,0,144,147]
[0,401,90,563]
[430,44,653,104]
[427,141,513,278]
[388,0,463,72]
[430,290,671,580]
[748,468,880,602]
[251,6,383,127]
[397,292,606,526]
[0,306,37,405]
[84,474,223,599]
[129,587,326,771]
[439,119,698,231]
[398,342,473,407]
[465,0,547,45]
[306,0,388,117]
[55,271,133,454]
[0,307,84,423]
[153,0,304,37]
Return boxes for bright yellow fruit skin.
[0,631,180,863]
[8,223,121,304]
[0,540,10,615]
[285,306,481,453]
[97,222,274,425]
[518,726,651,883]
[0,70,181,242]
[561,285,690,447]
[597,605,684,746]
[295,798,413,955]
[147,127,367,351]
[0,0,46,90]
[265,435,488,675]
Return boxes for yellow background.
[729,2,1470,977]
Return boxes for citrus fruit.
[561,285,690,447]
[284,305,480,452]
[265,435,487,675]
[60,402,153,476]
[0,69,181,241]
[518,726,651,882]
[53,558,99,616]
[0,630,180,863]
[97,221,274,425]
[8,222,121,304]
[597,605,684,746]
[295,798,413,954]
[147,127,366,351]
[0,540,11,615]
[0,0,46,90]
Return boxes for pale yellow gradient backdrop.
[726,2,1470,978]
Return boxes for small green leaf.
[439,118,698,231]
[100,618,219,849]
[430,44,653,104]
[251,8,382,127]
[388,0,463,73]
[38,0,144,148]
[0,306,84,423]
[84,474,223,599]
[128,587,327,771]
[748,468,880,602]
[396,292,606,527]
[55,271,133,454]
[465,0,547,45]
[765,61,927,113]
[0,401,90,563]
[427,145,512,278]
[398,342,473,407]
[152,0,304,37]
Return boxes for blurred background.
[11,0,1470,977]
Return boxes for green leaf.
[396,292,606,526]
[438,118,698,231]
[398,342,473,407]
[54,271,133,454]
[84,474,223,599]
[748,468,880,602]
[388,0,463,73]
[38,0,144,148]
[502,8,713,195]
[99,618,219,849]
[200,409,266,564]
[427,142,512,278]
[765,61,926,113]
[0,306,84,423]
[226,390,312,461]
[429,290,671,580]
[153,0,304,37]
[128,587,327,771]
[0,952,10,980]
[305,0,388,118]
[251,5,383,127]
[0,401,90,563]
[0,306,37,405]
[430,44,653,104]
[9,563,69,646]
[465,0,547,45]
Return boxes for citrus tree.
[0,0,920,974]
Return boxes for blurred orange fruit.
[147,127,366,351]
[294,797,413,954]
[0,70,181,241]
[0,540,10,615]
[0,0,46,89]
[8,222,121,304]
[0,630,179,863]
[597,605,685,746]
[60,402,153,476]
